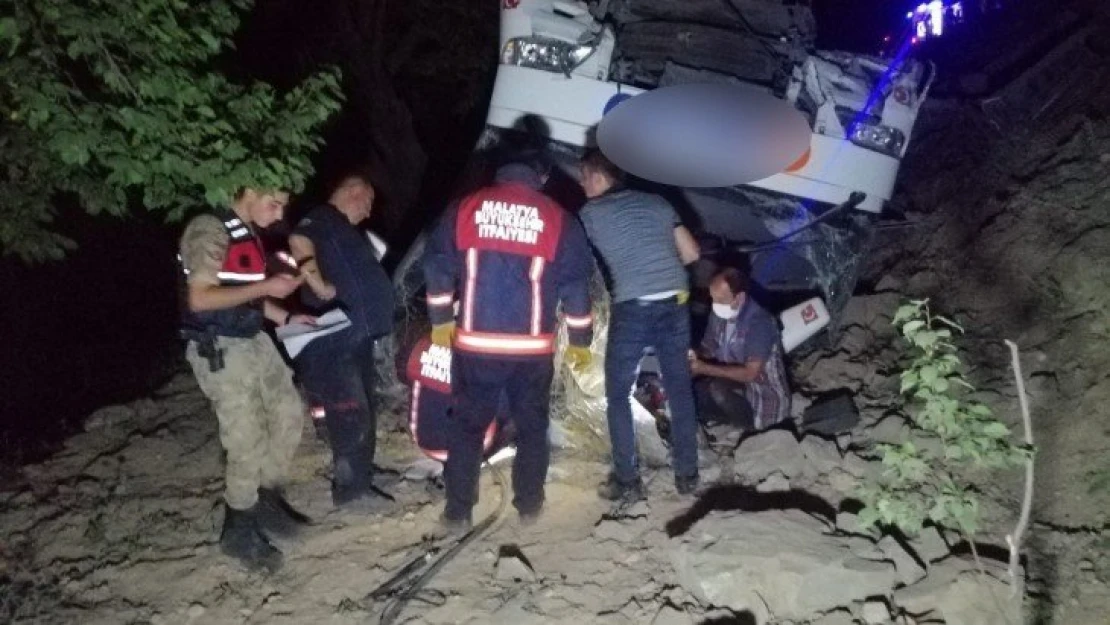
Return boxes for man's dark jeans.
[445,353,553,521]
[605,298,698,484]
[297,332,377,504]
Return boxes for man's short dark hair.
[715,266,751,295]
[581,148,624,184]
[502,149,552,179]
[330,171,375,196]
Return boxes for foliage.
[0,0,343,261]
[859,299,1030,536]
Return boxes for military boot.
[256,487,311,539]
[220,504,283,572]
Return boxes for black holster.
[183,327,225,373]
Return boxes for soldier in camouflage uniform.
[179,187,314,571]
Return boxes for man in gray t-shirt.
[577,150,702,501]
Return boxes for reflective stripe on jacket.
[423,180,594,358]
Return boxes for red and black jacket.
[180,209,267,339]
[403,336,497,461]
[423,175,594,358]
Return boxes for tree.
[858,300,1031,538]
[236,0,499,238]
[0,0,343,262]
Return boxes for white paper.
[367,230,388,261]
[277,309,352,359]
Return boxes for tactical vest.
[179,209,266,339]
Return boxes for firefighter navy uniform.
[423,162,594,522]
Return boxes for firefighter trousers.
[445,353,553,520]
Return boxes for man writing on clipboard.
[288,172,395,512]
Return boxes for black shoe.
[439,511,473,537]
[517,502,544,527]
[597,475,646,503]
[256,487,311,539]
[334,491,394,515]
[675,473,700,496]
[220,504,283,572]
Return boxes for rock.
[756,472,791,493]
[826,468,860,495]
[862,599,891,624]
[878,536,927,586]
[869,415,909,445]
[790,393,813,421]
[623,499,651,518]
[186,603,206,619]
[811,609,856,625]
[672,510,896,621]
[799,435,843,478]
[911,527,949,563]
[403,458,443,480]
[894,557,1020,624]
[82,405,138,432]
[734,430,805,483]
[651,604,693,625]
[593,518,643,543]
[495,549,536,583]
[841,451,873,478]
[836,511,865,534]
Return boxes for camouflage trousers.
[186,333,304,510]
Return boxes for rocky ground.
[0,370,1046,625]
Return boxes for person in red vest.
[178,188,315,571]
[423,151,594,531]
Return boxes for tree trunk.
[335,0,428,235]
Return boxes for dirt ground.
[0,382,745,625]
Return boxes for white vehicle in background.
[394,0,934,350]
[486,0,933,328]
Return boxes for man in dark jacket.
[289,173,395,510]
[423,152,594,530]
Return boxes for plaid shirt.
[700,301,791,428]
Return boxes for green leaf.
[1,0,341,260]
[919,365,938,385]
[982,422,1011,438]
[0,17,22,57]
[902,320,925,335]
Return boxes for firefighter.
[423,152,594,531]
[288,173,395,510]
[178,188,315,571]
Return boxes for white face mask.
[713,303,740,320]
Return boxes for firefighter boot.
[220,504,283,572]
[256,487,312,540]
